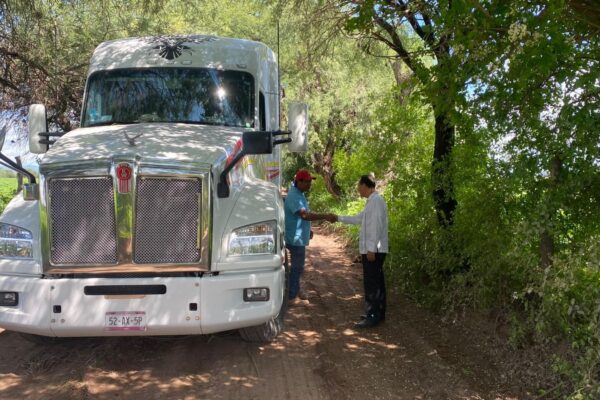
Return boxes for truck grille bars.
[49,177,118,265]
[134,178,201,264]
[43,163,209,272]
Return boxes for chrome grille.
[49,177,118,265]
[134,178,201,264]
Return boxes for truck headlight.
[228,221,276,256]
[0,223,33,259]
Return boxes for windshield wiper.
[176,120,220,126]
[177,120,247,128]
[86,120,139,127]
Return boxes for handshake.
[322,213,337,223]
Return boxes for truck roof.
[88,35,276,76]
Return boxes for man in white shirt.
[330,174,389,328]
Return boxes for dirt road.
[0,230,537,399]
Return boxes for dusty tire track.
[0,229,537,399]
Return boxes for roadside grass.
[0,177,17,213]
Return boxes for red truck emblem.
[116,163,132,193]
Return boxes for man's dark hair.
[359,174,376,188]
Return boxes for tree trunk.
[540,231,554,269]
[540,154,562,268]
[15,156,23,193]
[391,60,415,104]
[369,5,459,228]
[312,136,342,199]
[568,0,600,32]
[432,109,457,227]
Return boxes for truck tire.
[239,253,290,343]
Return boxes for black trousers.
[361,253,387,322]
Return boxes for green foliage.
[333,1,600,395]
[0,169,16,178]
[0,177,17,213]
[277,3,394,195]
[531,243,600,399]
[1,0,599,396]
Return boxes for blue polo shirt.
[284,185,311,246]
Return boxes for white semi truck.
[0,35,308,342]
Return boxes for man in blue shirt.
[285,169,334,306]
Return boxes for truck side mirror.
[287,102,308,153]
[242,131,273,155]
[28,104,48,154]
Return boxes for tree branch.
[0,75,19,92]
[466,0,492,18]
[422,13,432,29]
[385,0,437,49]
[373,15,416,73]
[0,47,51,77]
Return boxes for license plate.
[105,311,146,331]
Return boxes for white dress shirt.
[339,191,389,254]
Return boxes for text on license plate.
[105,311,146,331]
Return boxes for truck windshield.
[82,68,255,128]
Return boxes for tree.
[466,1,600,268]
[270,0,394,197]
[343,0,600,261]
[344,0,462,227]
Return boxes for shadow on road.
[0,230,535,400]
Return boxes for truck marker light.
[243,288,269,302]
[0,292,18,307]
[116,163,132,193]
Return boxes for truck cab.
[0,35,308,342]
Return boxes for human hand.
[325,214,337,223]
[367,251,376,262]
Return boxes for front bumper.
[0,267,284,337]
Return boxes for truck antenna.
[277,19,281,129]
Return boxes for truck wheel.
[239,253,290,343]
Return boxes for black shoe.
[353,318,380,329]
[360,314,385,321]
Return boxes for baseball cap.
[294,169,316,181]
